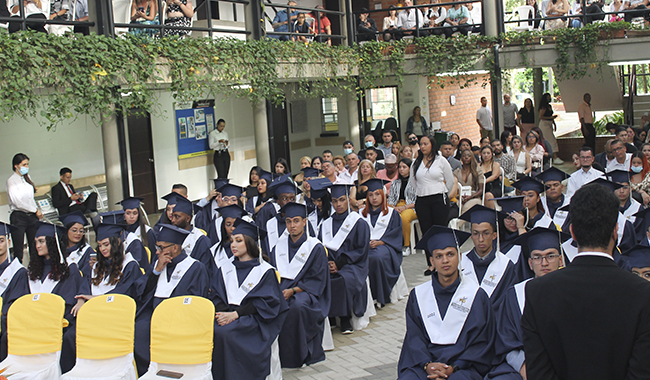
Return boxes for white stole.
[533,213,555,229]
[320,212,362,252]
[461,250,509,298]
[266,217,289,252]
[503,245,521,264]
[91,253,137,295]
[182,227,205,255]
[0,259,24,297]
[307,210,319,238]
[154,255,197,298]
[623,199,642,224]
[29,274,59,294]
[514,278,532,314]
[361,209,392,240]
[221,260,274,306]
[213,216,223,242]
[274,235,319,280]
[210,243,233,269]
[414,277,479,345]
[562,238,579,263]
[67,243,91,267]
[541,195,569,228]
[617,213,627,245]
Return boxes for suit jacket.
[521,254,650,380]
[51,182,75,215]
[594,152,608,170]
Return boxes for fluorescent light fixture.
[437,70,489,77]
[608,60,650,66]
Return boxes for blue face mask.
[19,167,29,176]
[631,165,643,173]
[343,148,353,155]
[365,141,374,148]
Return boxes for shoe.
[424,269,433,276]
[402,246,411,256]
[340,317,353,334]
[553,158,564,165]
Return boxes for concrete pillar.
[101,111,125,211]
[244,0,261,40]
[253,100,271,169]
[347,92,360,146]
[533,68,544,125]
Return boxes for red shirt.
[311,14,331,34]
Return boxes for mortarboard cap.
[534,167,569,184]
[216,204,248,220]
[213,178,230,191]
[510,226,570,254]
[59,210,89,228]
[512,176,545,194]
[162,192,179,205]
[363,178,390,193]
[35,221,67,239]
[100,210,125,224]
[219,183,245,198]
[589,178,623,192]
[116,197,143,211]
[330,184,354,199]
[279,202,308,219]
[459,204,504,228]
[232,218,266,241]
[269,177,301,198]
[0,222,16,236]
[258,169,273,184]
[491,196,525,214]
[162,193,193,216]
[415,225,471,254]
[155,224,190,245]
[95,223,126,241]
[623,245,650,269]
[301,167,323,179]
[607,169,631,185]
[307,177,333,200]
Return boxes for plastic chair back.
[150,296,215,365]
[514,5,535,31]
[76,294,136,359]
[8,293,64,356]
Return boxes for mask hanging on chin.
[631,165,643,173]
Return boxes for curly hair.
[92,237,125,286]
[28,236,70,282]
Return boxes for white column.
[101,111,124,211]
[253,100,271,169]
[347,92,360,145]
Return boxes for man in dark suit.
[521,183,650,380]
[593,138,613,172]
[51,167,98,216]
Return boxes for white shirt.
[208,129,229,152]
[408,155,455,197]
[574,251,615,261]
[606,153,632,172]
[6,172,38,213]
[337,167,358,185]
[477,106,493,131]
[424,7,446,25]
[566,167,605,200]
[397,8,425,29]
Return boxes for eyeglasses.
[156,243,175,251]
[531,253,560,263]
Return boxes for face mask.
[365,141,374,148]
[19,167,29,175]
[344,148,353,155]
[409,140,418,146]
[631,165,643,173]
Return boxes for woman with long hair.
[391,141,402,157]
[311,156,323,170]
[210,205,247,269]
[387,158,417,255]
[246,169,273,216]
[274,158,290,175]
[361,179,403,308]
[60,211,95,275]
[538,92,562,164]
[509,135,532,178]
[630,152,650,205]
[454,150,484,214]
[409,135,455,275]
[382,5,400,41]
[210,218,287,380]
[7,153,42,264]
[454,138,473,160]
[350,159,377,211]
[532,126,553,169]
[500,130,513,154]
[517,98,536,137]
[399,144,414,160]
[118,197,157,262]
[479,145,502,208]
[524,131,546,174]
[246,166,261,200]
[406,106,428,136]
[510,178,554,233]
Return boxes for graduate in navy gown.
[623,245,650,280]
[210,204,247,269]
[458,205,518,306]
[61,223,144,373]
[100,210,151,272]
[60,210,95,276]
[118,196,157,261]
[260,175,301,254]
[609,169,643,225]
[270,203,330,368]
[134,224,209,376]
[318,184,370,334]
[210,218,288,380]
[360,178,403,307]
[206,183,245,245]
[487,227,568,379]
[194,178,229,233]
[398,226,495,380]
[0,222,29,361]
[535,168,570,228]
[246,169,274,219]
[306,177,333,236]
[510,177,555,231]
[633,207,650,246]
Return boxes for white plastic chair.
[389,269,409,303]
[322,318,334,351]
[513,5,535,31]
[112,0,132,35]
[410,219,423,254]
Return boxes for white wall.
[397,75,430,137]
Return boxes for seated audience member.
[292,12,314,42]
[272,0,298,40]
[0,222,28,361]
[342,140,356,155]
[624,245,650,281]
[382,5,402,41]
[8,0,47,33]
[134,224,209,376]
[274,158,290,176]
[338,152,360,184]
[440,140,462,171]
[204,183,244,245]
[376,154,399,191]
[293,157,312,186]
[311,156,324,170]
[467,0,482,33]
[210,218,288,380]
[129,0,159,37]
[322,150,333,163]
[406,132,421,158]
[162,0,194,37]
[388,158,417,256]
[471,145,482,163]
[311,5,332,45]
[60,211,95,275]
[454,149,485,215]
[321,160,338,185]
[307,178,333,235]
[397,226,495,379]
[209,204,248,270]
[246,169,273,217]
[630,152,650,205]
[270,203,329,368]
[423,0,447,36]
[99,210,151,271]
[365,147,385,172]
[51,167,98,216]
[332,155,346,175]
[350,159,378,211]
[357,8,378,41]
[535,167,570,227]
[454,137,472,160]
[607,139,632,172]
[378,130,394,158]
[594,139,614,170]
[391,141,402,157]
[615,125,638,154]
[566,146,604,200]
[488,227,568,379]
[399,144,414,160]
[479,145,502,208]
[118,196,157,260]
[492,139,516,185]
[544,0,569,30]
[361,179,403,307]
[319,184,371,334]
[443,0,471,37]
[397,0,425,37]
[523,132,545,174]
[246,167,261,200]
[360,134,385,160]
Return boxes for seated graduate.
[458,205,518,305]
[210,204,248,269]
[318,184,370,334]
[270,202,330,369]
[206,183,245,246]
[360,178,403,308]
[61,223,144,373]
[296,167,322,206]
[510,177,555,231]
[633,207,650,246]
[609,169,643,224]
[0,222,29,361]
[210,218,288,380]
[487,227,569,380]
[397,226,495,380]
[623,245,650,281]
[263,176,306,254]
[535,167,570,228]
[306,177,333,235]
[118,196,157,259]
[193,178,229,233]
[60,210,95,275]
[246,168,273,218]
[100,210,150,271]
[134,223,209,376]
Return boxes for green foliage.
[594,111,624,135]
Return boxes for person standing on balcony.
[578,93,596,152]
[209,118,230,179]
[163,0,193,37]
[476,96,494,141]
[272,0,298,41]
[544,0,569,29]
[397,0,425,38]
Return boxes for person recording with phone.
[51,167,98,216]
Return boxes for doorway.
[266,100,291,172]
[362,86,401,144]
[126,110,158,214]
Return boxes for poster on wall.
[175,100,216,159]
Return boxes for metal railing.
[262,1,346,44]
[504,5,649,31]
[0,0,95,33]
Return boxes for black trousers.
[213,149,231,179]
[9,211,39,263]
[582,123,596,153]
[69,192,99,214]
[625,5,650,22]
[415,193,450,266]
[8,13,47,33]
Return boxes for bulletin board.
[176,100,216,159]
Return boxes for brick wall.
[428,74,492,145]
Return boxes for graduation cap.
[0,222,16,237]
[273,173,293,184]
[162,192,193,216]
[258,169,273,184]
[330,184,354,199]
[213,178,230,191]
[607,169,631,185]
[623,245,650,269]
[633,207,650,232]
[116,196,143,211]
[59,210,89,228]
[512,176,545,194]
[155,224,190,245]
[95,223,126,241]
[459,204,506,229]
[307,177,333,200]
[301,167,323,179]
[232,218,266,241]
[216,204,248,219]
[279,202,308,219]
[35,221,67,264]
[100,210,125,225]
[219,184,245,198]
[268,177,302,197]
[363,178,390,193]
[162,192,180,205]
[534,167,569,184]
[415,225,471,254]
[490,196,525,214]
[589,178,623,192]
[510,226,570,254]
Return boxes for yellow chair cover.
[76,294,136,360]
[150,296,214,365]
[8,293,64,356]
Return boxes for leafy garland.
[0,22,636,129]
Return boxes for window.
[366,87,399,132]
[321,97,339,135]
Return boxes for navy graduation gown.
[270,233,330,368]
[210,259,288,380]
[364,207,403,306]
[193,199,218,233]
[318,211,370,318]
[397,275,495,380]
[255,201,280,230]
[184,227,218,283]
[125,223,158,259]
[65,242,94,276]
[124,237,151,273]
[206,215,223,247]
[462,247,518,307]
[0,257,29,361]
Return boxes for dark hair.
[500,130,512,149]
[360,7,369,12]
[458,138,473,149]
[398,158,412,180]
[413,135,439,179]
[389,4,396,9]
[579,146,594,156]
[406,132,418,140]
[312,191,332,220]
[12,153,35,189]
[570,183,619,249]
[365,146,377,153]
[29,236,70,282]
[92,236,125,286]
[616,126,628,136]
[471,146,481,153]
[249,166,260,186]
[311,156,323,167]
[217,119,226,125]
[480,145,494,165]
[172,184,188,193]
[275,158,289,174]
[64,220,87,251]
[343,140,354,147]
[539,92,551,111]
[216,216,236,253]
[439,140,452,148]
[242,234,261,259]
[526,131,539,146]
[323,149,332,155]
[59,167,72,176]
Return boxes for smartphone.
[89,252,97,259]
[138,7,145,11]
[156,370,183,379]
